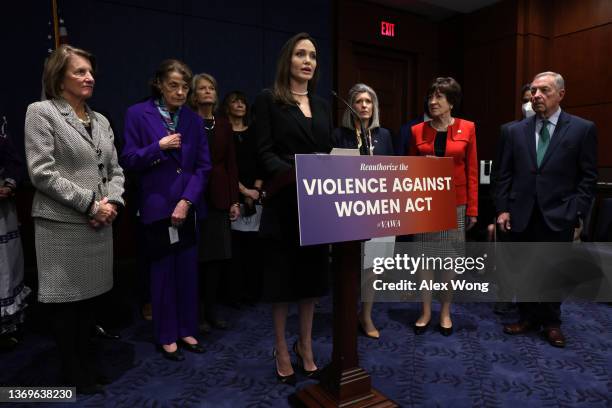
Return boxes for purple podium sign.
[295,154,457,246]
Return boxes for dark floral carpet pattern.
[1,300,611,407]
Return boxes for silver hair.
[533,71,565,90]
[341,83,380,130]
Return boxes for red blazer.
[206,117,239,210]
[409,118,478,216]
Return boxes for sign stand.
[291,241,398,407]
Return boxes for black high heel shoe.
[438,323,453,337]
[293,341,320,379]
[273,348,297,386]
[413,320,430,335]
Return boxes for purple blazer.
[120,99,211,224]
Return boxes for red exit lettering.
[381,21,395,37]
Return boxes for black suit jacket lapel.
[309,97,330,150]
[524,116,537,168]
[540,111,571,168]
[287,103,316,146]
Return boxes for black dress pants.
[511,205,574,327]
[46,296,98,387]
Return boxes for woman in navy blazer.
[332,83,393,340]
[121,59,211,360]
[254,32,332,385]
[331,83,394,156]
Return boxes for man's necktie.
[537,119,550,167]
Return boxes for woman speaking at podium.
[254,32,332,385]
[409,77,478,336]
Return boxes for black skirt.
[259,185,330,302]
[199,208,232,262]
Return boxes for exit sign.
[381,21,395,37]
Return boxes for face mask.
[522,101,535,118]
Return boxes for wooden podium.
[291,241,398,407]
[290,153,456,407]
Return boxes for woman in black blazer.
[331,83,394,340]
[254,32,332,385]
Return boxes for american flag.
[42,0,68,100]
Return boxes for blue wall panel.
[182,0,264,27]
[183,16,264,106]
[0,0,333,147]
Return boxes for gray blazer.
[25,99,125,222]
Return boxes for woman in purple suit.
[121,59,211,361]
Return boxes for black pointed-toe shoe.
[438,324,454,337]
[413,321,430,335]
[94,324,120,340]
[273,348,297,386]
[292,341,320,379]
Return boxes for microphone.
[331,90,370,155]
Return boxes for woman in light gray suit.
[25,45,124,394]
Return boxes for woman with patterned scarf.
[121,59,211,361]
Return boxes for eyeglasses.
[163,81,189,93]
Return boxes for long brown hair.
[272,32,320,106]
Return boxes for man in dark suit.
[495,71,598,347]
[490,83,532,315]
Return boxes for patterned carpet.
[1,299,611,407]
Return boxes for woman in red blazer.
[408,77,478,336]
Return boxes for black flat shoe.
[179,339,205,354]
[159,345,185,361]
[413,321,430,335]
[292,341,320,379]
[94,325,120,340]
[438,324,453,337]
[273,348,297,386]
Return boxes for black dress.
[233,127,258,200]
[253,91,332,302]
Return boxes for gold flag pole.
[52,0,60,49]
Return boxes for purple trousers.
[150,243,198,345]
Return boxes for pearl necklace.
[77,112,91,127]
[290,90,308,96]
